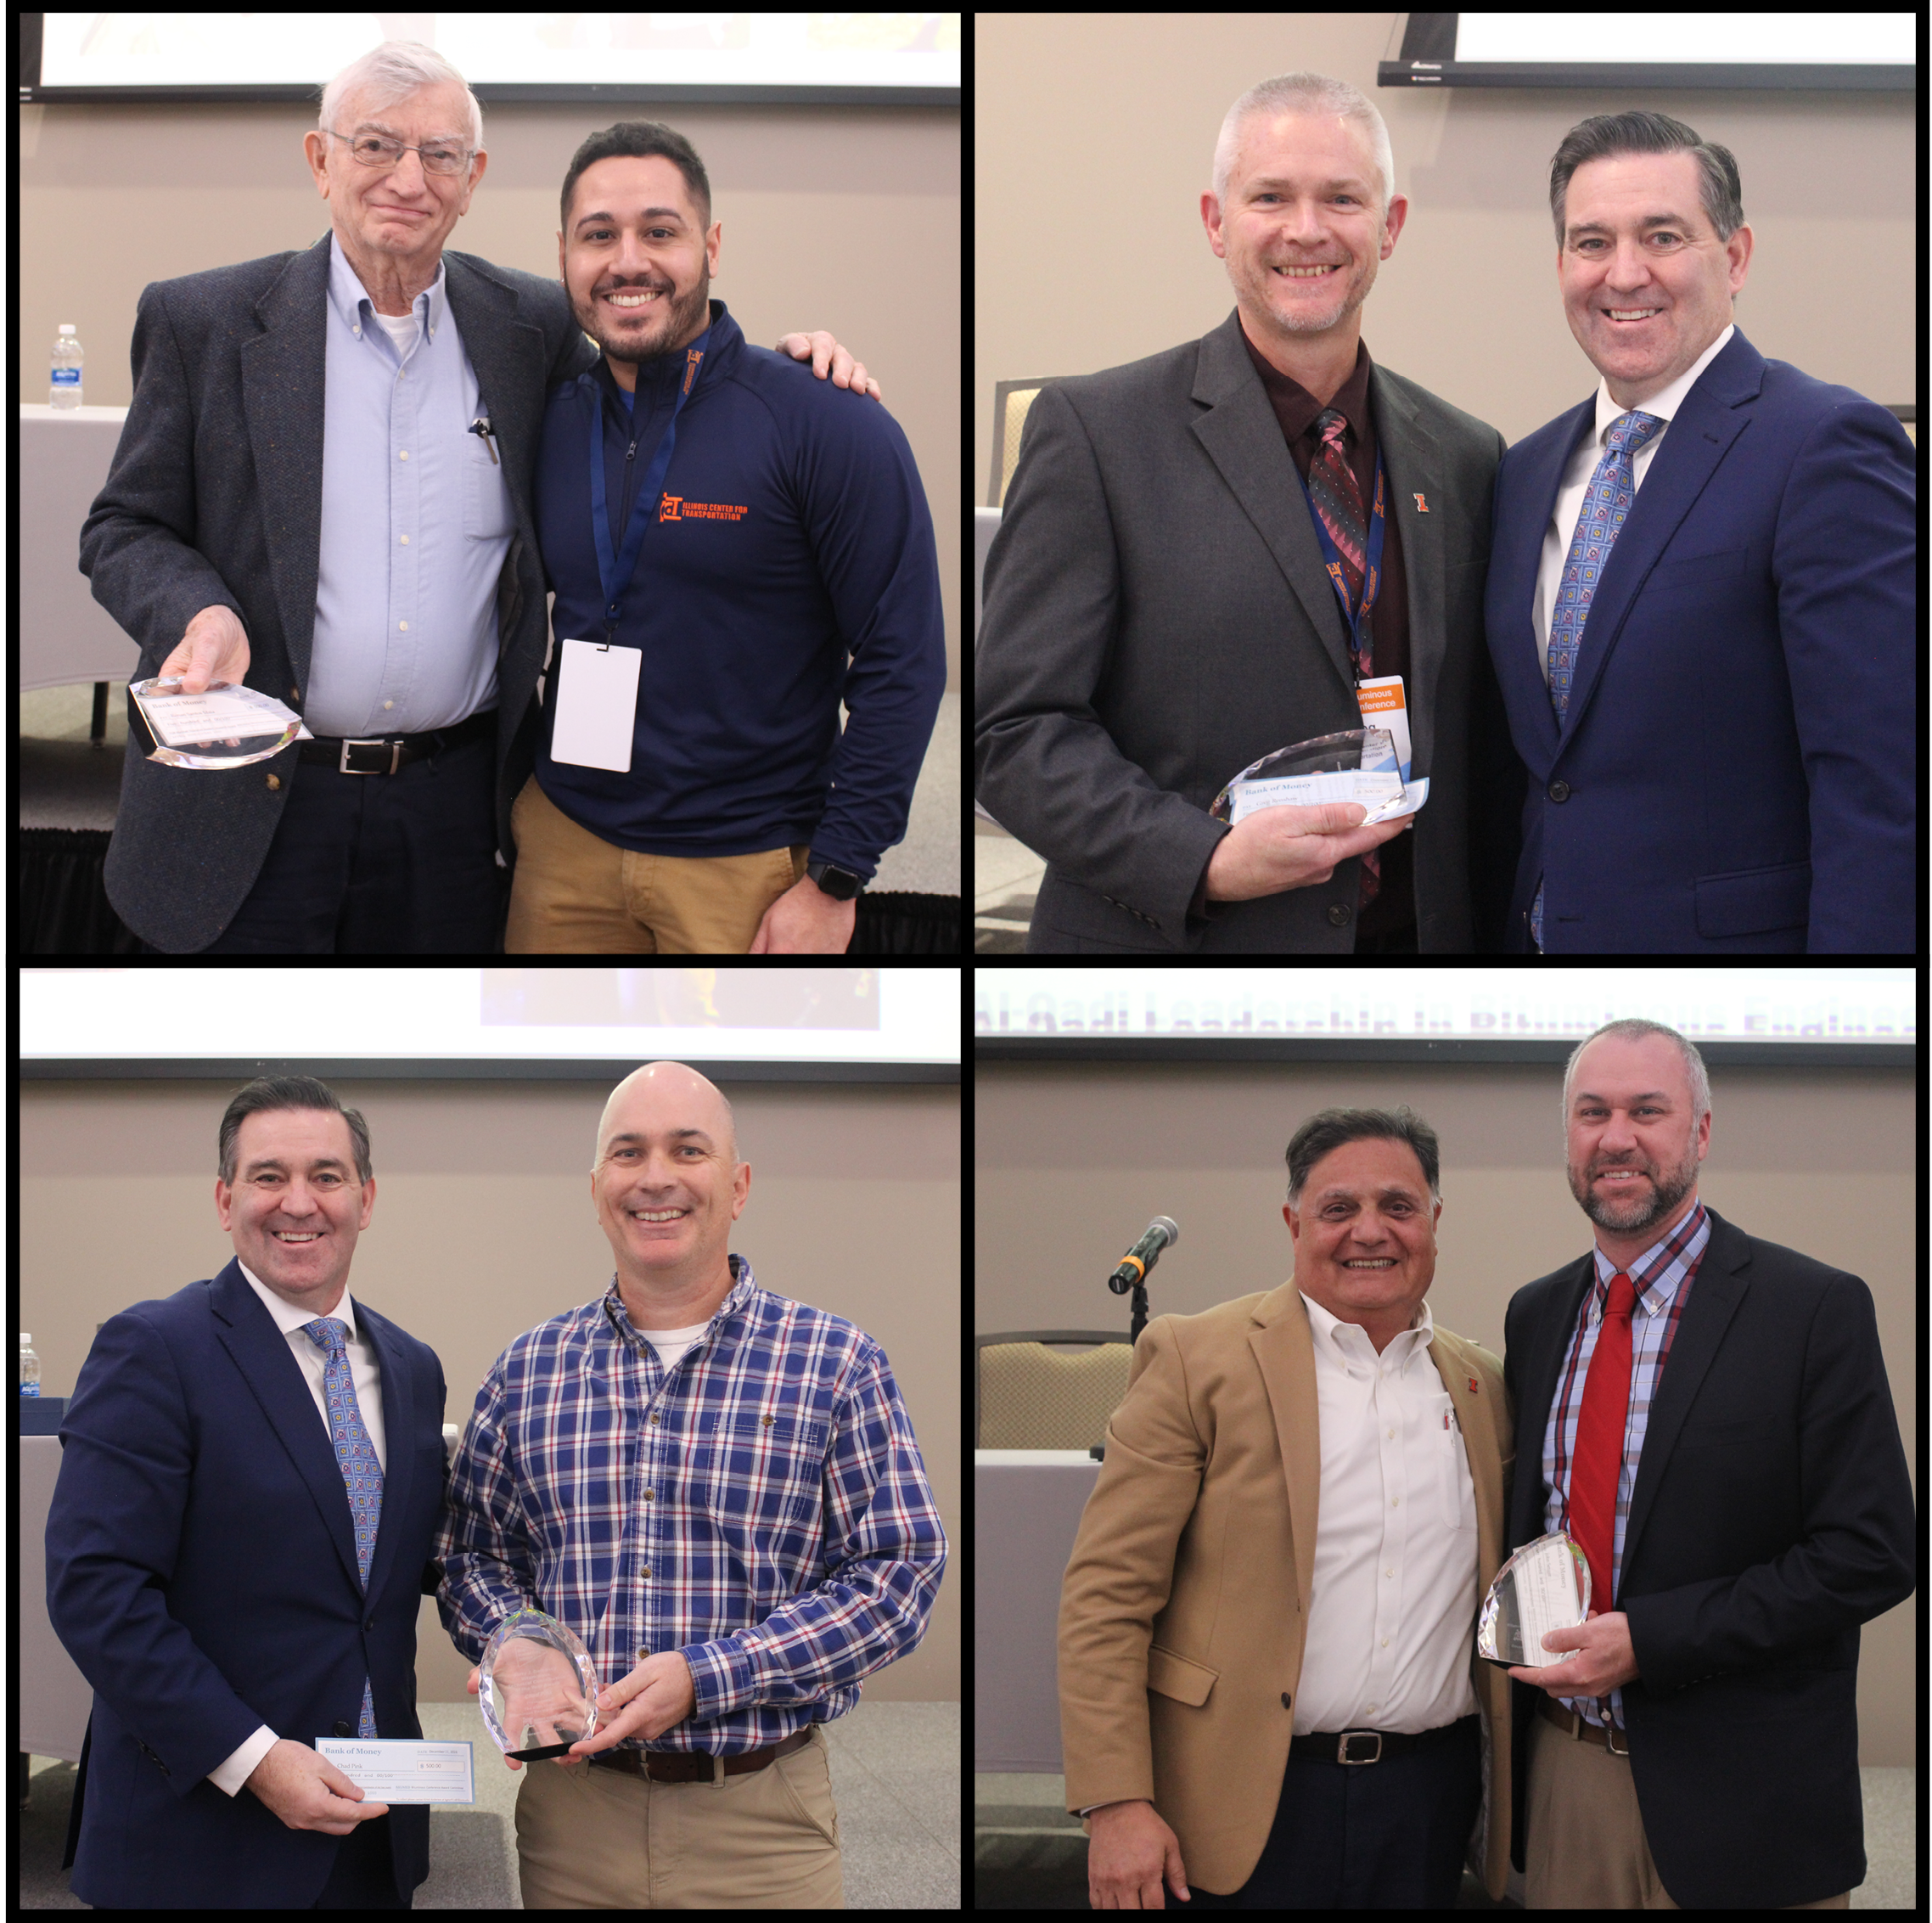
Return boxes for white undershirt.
[1532,323,1736,684]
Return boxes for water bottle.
[51,325,84,408]
[20,1335,42,1398]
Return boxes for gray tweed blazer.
[79,233,598,953]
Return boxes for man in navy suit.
[1486,112,1914,952]
[47,1077,448,1909]
[1499,1020,1913,1907]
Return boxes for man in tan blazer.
[1059,1106,1514,1908]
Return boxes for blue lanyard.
[587,326,710,641]
[1300,440,1386,672]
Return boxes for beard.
[574,267,710,371]
[1568,1142,1699,1237]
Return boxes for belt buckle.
[339,736,400,774]
[1337,1729,1381,1765]
[1604,1720,1630,1757]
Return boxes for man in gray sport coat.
[79,42,873,954]
[974,75,1523,953]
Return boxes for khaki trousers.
[507,774,806,953]
[1525,1706,1852,1909]
[514,1727,845,1909]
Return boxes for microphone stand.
[1095,1252,1158,1460]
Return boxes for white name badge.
[315,1738,475,1804]
[1356,675,1413,783]
[551,638,642,772]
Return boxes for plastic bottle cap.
[59,325,76,335]
[20,1335,31,1345]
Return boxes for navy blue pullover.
[532,301,945,880]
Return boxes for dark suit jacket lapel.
[1559,331,1763,752]
[1518,1256,1595,1538]
[1188,311,1356,700]
[1373,368,1443,779]
[208,1257,364,1596]
[1620,1206,1749,1575]
[359,1303,419,1600]
[239,234,332,694]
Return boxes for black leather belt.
[1290,1713,1479,1765]
[297,706,496,773]
[587,1727,812,1783]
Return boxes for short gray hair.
[1561,1019,1711,1127]
[1286,1105,1440,1208]
[1548,110,1744,248]
[318,40,484,158]
[1211,71,1396,222]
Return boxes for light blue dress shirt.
[305,234,515,737]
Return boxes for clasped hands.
[1507,1607,1641,1697]
[467,1645,696,1772]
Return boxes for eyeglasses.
[330,127,472,177]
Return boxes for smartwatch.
[806,859,864,901]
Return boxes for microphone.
[1108,1217,1179,1294]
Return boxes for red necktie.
[1567,1272,1637,1609]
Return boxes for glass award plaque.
[130,676,309,770]
[1476,1532,1592,1667]
[1210,727,1415,827]
[478,1608,602,1761]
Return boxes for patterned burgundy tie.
[1306,408,1377,905]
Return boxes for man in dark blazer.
[1500,1020,1913,1908]
[78,46,873,954]
[1485,112,1914,953]
[975,74,1524,953]
[48,1078,447,1909]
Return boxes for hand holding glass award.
[478,1608,602,1762]
[1210,727,1429,828]
[129,676,312,769]
[1476,1532,1592,1668]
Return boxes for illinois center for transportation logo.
[659,495,750,522]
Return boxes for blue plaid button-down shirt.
[436,1254,946,1753]
[1539,1198,1710,1729]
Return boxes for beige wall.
[975,1057,1916,1764]
[25,1072,958,1704]
[19,95,960,691]
[975,12,1915,492]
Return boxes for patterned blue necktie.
[303,1316,382,1740]
[1532,408,1663,949]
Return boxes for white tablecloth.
[19,405,141,694]
[974,1448,1100,1773]
[20,1436,95,1760]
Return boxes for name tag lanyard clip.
[587,329,710,649]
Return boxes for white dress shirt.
[1531,323,1737,683]
[208,1264,388,1797]
[1291,1291,1480,1735]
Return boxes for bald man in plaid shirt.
[436,1061,946,1908]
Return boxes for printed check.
[316,1739,475,1804]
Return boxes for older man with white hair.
[976,70,1525,955]
[81,40,880,955]
[437,1060,948,1908]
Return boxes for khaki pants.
[507,774,806,953]
[514,1728,845,1909]
[1525,1706,1851,1909]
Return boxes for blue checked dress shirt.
[303,1315,383,1739]
[1533,409,1662,949]
[1538,1200,1710,1729]
[435,1253,947,1754]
